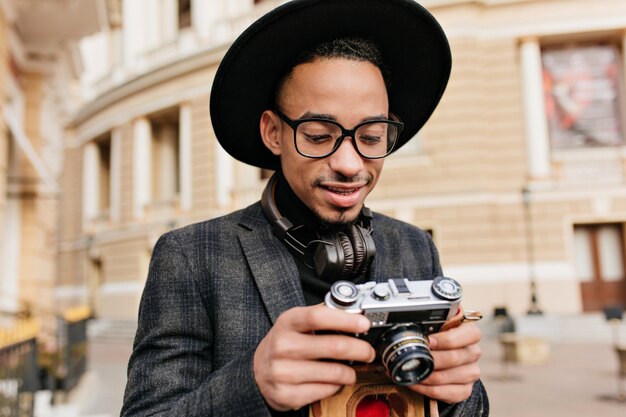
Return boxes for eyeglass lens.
[295,120,398,158]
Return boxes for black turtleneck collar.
[274,170,322,230]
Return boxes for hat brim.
[210,0,451,170]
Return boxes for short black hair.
[274,37,391,109]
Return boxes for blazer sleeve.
[121,232,272,417]
[425,232,490,416]
[439,380,489,417]
[427,232,443,278]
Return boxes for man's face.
[261,58,388,225]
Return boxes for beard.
[314,207,358,232]
[311,173,372,232]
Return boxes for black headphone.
[261,173,376,282]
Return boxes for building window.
[96,136,112,215]
[149,108,180,204]
[542,43,624,150]
[573,223,626,312]
[84,132,113,223]
[178,0,191,29]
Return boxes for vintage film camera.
[324,276,463,386]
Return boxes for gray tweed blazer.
[121,202,488,417]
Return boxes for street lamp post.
[522,187,543,315]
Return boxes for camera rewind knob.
[330,281,359,306]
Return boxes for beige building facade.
[0,0,102,340]
[61,0,626,321]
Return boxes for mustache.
[313,174,372,186]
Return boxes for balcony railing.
[0,306,92,416]
[0,319,39,417]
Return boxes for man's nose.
[328,137,364,177]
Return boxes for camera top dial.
[329,280,360,306]
[431,276,463,301]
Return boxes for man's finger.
[419,363,481,386]
[428,322,481,350]
[409,382,475,404]
[269,382,344,411]
[430,344,482,371]
[272,332,375,362]
[284,304,371,334]
[270,359,358,385]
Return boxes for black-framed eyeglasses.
[275,109,404,159]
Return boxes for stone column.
[520,37,551,179]
[622,30,626,178]
[162,0,178,41]
[0,137,21,312]
[192,0,227,40]
[133,117,152,219]
[83,141,99,221]
[158,124,179,201]
[122,0,146,65]
[144,0,160,51]
[179,104,192,211]
[215,139,233,208]
[110,128,122,222]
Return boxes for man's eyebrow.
[298,112,389,123]
[361,114,389,122]
[299,111,337,120]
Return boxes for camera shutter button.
[372,286,390,301]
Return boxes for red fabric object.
[355,396,390,417]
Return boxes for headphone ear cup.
[312,235,343,282]
[347,225,376,276]
[314,226,375,282]
[337,232,355,278]
[313,232,356,282]
[346,226,366,275]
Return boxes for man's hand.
[408,321,482,404]
[253,304,376,411]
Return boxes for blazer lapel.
[370,228,405,282]
[237,204,305,324]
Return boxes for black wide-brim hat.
[210,0,451,170]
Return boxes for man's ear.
[260,110,282,156]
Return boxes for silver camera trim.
[325,277,462,328]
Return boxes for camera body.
[324,276,463,385]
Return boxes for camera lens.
[401,358,422,372]
[376,324,434,385]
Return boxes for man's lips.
[324,185,361,194]
[319,183,366,207]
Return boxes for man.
[122,1,488,416]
